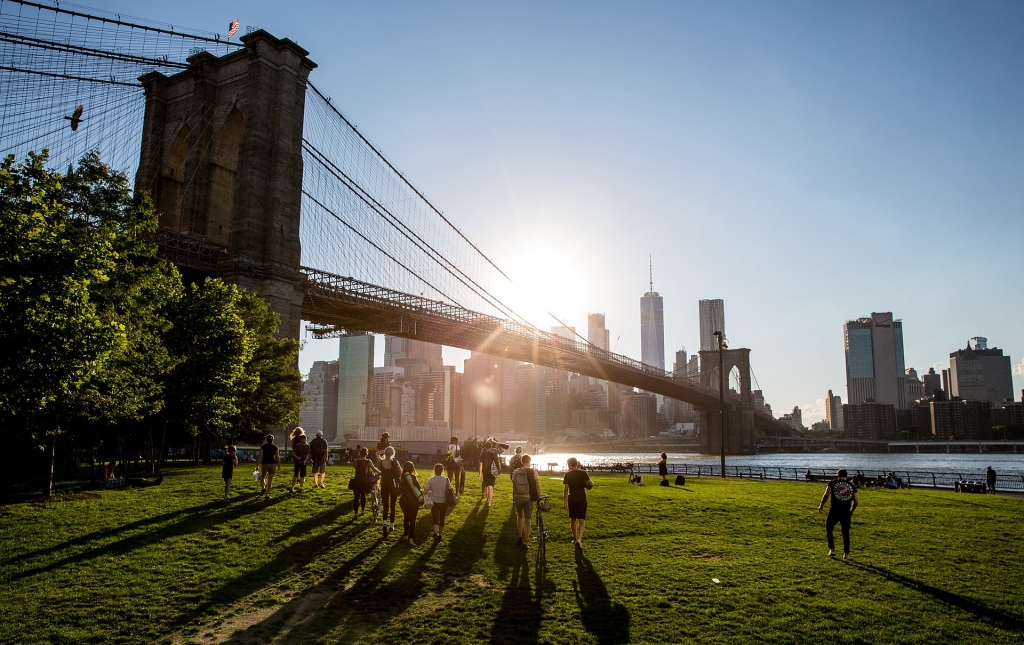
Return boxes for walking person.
[446,436,463,494]
[399,461,425,546]
[424,463,452,543]
[309,430,329,488]
[379,446,402,536]
[818,468,859,559]
[512,454,542,549]
[222,445,238,501]
[658,453,669,486]
[986,466,997,494]
[479,439,500,508]
[508,446,524,483]
[258,434,280,499]
[290,428,310,492]
[376,432,391,466]
[352,447,380,515]
[563,457,593,549]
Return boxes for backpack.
[310,438,326,458]
[512,468,531,497]
[490,454,500,478]
[508,454,522,476]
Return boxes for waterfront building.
[930,399,992,440]
[641,289,665,371]
[699,299,726,353]
[752,390,772,417]
[896,403,932,439]
[299,360,338,440]
[336,334,374,440]
[905,368,924,404]
[779,406,804,432]
[948,343,1014,406]
[825,390,844,433]
[842,401,897,440]
[843,312,907,409]
[921,367,943,398]
[621,391,658,437]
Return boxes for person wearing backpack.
[399,461,425,546]
[379,446,402,537]
[512,454,541,549]
[309,430,329,489]
[507,446,524,483]
[289,429,311,493]
[445,436,463,493]
[479,439,500,508]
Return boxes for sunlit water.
[534,452,1024,477]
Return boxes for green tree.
[0,152,149,493]
[234,290,303,443]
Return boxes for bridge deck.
[299,267,785,434]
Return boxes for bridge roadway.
[299,267,787,434]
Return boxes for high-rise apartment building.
[299,361,338,440]
[949,343,1013,406]
[825,389,843,432]
[336,334,374,439]
[842,401,897,440]
[843,312,907,409]
[699,299,726,352]
[641,289,665,371]
[904,368,924,404]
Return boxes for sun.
[499,237,593,333]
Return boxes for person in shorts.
[290,430,310,492]
[479,439,499,508]
[309,430,329,488]
[258,434,280,499]
[563,457,593,550]
[424,463,451,543]
[818,468,859,559]
[512,454,541,549]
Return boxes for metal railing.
[581,462,1023,492]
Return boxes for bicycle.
[532,495,551,560]
[370,481,381,524]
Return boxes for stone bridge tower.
[135,30,316,340]
[698,347,756,455]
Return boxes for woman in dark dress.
[222,445,238,501]
[658,453,669,485]
[352,447,380,515]
[399,461,424,546]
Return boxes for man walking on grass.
[818,468,859,559]
[563,457,593,550]
[512,454,542,549]
[309,430,329,488]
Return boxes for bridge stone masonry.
[136,30,316,341]
[0,3,790,453]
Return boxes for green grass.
[1,467,1022,644]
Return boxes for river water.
[537,451,1024,477]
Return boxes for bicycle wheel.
[372,490,380,522]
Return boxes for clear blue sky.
[111,0,1024,420]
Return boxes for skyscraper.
[640,266,665,371]
[921,367,942,398]
[336,334,375,439]
[949,342,1013,406]
[588,313,610,352]
[699,299,726,352]
[843,312,906,409]
[299,361,338,439]
[825,389,843,432]
[383,336,442,370]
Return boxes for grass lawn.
[1,466,1022,644]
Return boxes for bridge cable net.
[0,0,240,177]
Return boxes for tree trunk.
[46,434,56,497]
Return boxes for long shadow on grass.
[5,496,285,580]
[494,505,521,582]
[3,498,226,566]
[491,543,542,644]
[440,499,487,581]
[573,550,631,645]
[849,562,1024,632]
[229,533,441,643]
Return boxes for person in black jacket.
[309,430,329,489]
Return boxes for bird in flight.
[65,104,83,132]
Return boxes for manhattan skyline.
[99,0,1023,418]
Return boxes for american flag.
[227,19,240,38]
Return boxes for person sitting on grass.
[222,445,238,501]
[258,434,281,499]
[511,454,541,549]
[290,428,310,493]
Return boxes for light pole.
[713,331,727,478]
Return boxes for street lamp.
[713,331,727,478]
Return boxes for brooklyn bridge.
[0,0,791,452]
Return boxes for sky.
[103,0,1023,420]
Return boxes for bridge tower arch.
[698,347,756,455]
[136,31,317,340]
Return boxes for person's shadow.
[573,550,631,645]
[490,546,542,644]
